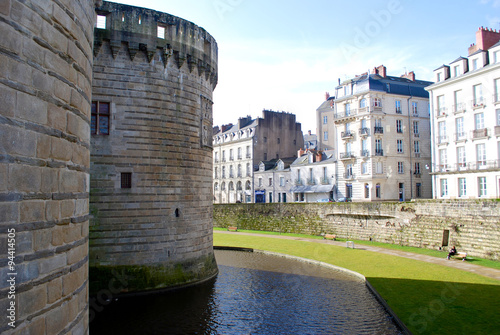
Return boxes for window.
[453,65,460,77]
[439,149,447,170]
[437,95,445,114]
[221,182,226,191]
[222,150,226,161]
[309,168,313,182]
[375,139,382,155]
[360,98,367,108]
[237,164,242,177]
[396,119,403,133]
[345,164,353,178]
[246,146,251,158]
[497,109,500,126]
[438,121,446,143]
[121,172,132,189]
[280,176,285,187]
[263,153,267,160]
[323,167,328,182]
[214,167,218,179]
[96,14,107,29]
[269,178,273,186]
[413,121,419,136]
[478,177,487,197]
[258,178,262,187]
[346,184,353,198]
[345,103,351,115]
[475,112,484,130]
[375,161,383,174]
[229,182,234,191]
[236,181,242,190]
[364,183,369,198]
[157,25,165,39]
[214,183,218,191]
[414,141,420,155]
[361,162,368,174]
[416,183,422,198]
[456,117,465,140]
[395,100,401,113]
[453,90,463,112]
[222,166,226,179]
[237,147,242,159]
[437,73,442,82]
[476,143,486,166]
[214,152,219,162]
[269,192,273,203]
[412,101,418,116]
[472,58,478,71]
[245,181,251,190]
[375,183,381,198]
[495,78,500,102]
[398,162,404,174]
[323,116,328,124]
[91,101,110,135]
[457,146,466,168]
[414,162,421,174]
[473,84,483,106]
[397,139,403,153]
[495,50,500,64]
[229,149,234,161]
[246,163,251,177]
[229,165,234,178]
[458,178,467,197]
[440,179,448,197]
[323,131,328,141]
[373,98,381,107]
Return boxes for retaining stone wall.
[214,200,500,260]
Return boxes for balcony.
[237,155,242,160]
[414,173,421,178]
[359,127,370,136]
[395,108,402,114]
[343,173,355,180]
[414,152,421,158]
[413,132,420,138]
[472,128,488,139]
[307,178,317,185]
[341,130,354,139]
[493,94,500,104]
[340,152,355,160]
[295,179,304,186]
[436,107,447,118]
[334,109,358,120]
[360,150,370,157]
[471,98,485,109]
[434,160,500,174]
[320,177,331,185]
[375,149,383,156]
[437,135,448,145]
[374,126,384,134]
[452,103,466,114]
[455,132,467,141]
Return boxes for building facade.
[290,149,337,202]
[426,27,500,199]
[316,93,337,152]
[322,65,433,201]
[253,158,295,203]
[213,110,304,203]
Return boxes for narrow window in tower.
[121,172,132,189]
[91,102,110,135]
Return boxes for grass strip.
[214,227,500,270]
[214,232,500,335]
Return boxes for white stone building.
[290,149,337,202]
[253,158,296,203]
[426,27,500,199]
[321,65,433,201]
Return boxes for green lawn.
[214,228,500,270]
[214,232,500,335]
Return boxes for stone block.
[39,253,66,275]
[60,169,82,193]
[41,18,68,54]
[16,91,48,125]
[0,202,18,223]
[9,164,41,193]
[53,78,71,104]
[74,199,88,217]
[51,137,73,162]
[45,303,69,335]
[0,81,16,118]
[67,113,90,144]
[61,199,75,219]
[63,224,82,244]
[32,68,54,94]
[21,316,46,335]
[67,241,88,265]
[20,200,45,223]
[52,226,64,246]
[47,277,62,304]
[0,124,37,158]
[0,164,7,192]
[0,0,10,16]
[36,133,51,160]
[33,228,52,251]
[47,104,67,133]
[41,167,59,193]
[18,285,47,319]
[0,20,21,55]
[62,265,85,297]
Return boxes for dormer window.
[472,58,478,71]
[453,65,460,77]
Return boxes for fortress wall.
[0,0,97,333]
[214,200,500,260]
[89,1,218,295]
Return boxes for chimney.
[325,92,330,100]
[400,71,415,81]
[221,123,233,132]
[298,148,305,158]
[316,151,322,162]
[372,65,387,78]
[468,27,500,55]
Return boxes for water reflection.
[90,250,403,334]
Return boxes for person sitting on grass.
[447,246,457,260]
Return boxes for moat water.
[91,250,403,334]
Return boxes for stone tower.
[0,0,98,334]
[89,2,218,295]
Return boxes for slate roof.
[342,74,432,99]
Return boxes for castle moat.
[90,250,403,334]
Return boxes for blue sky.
[107,0,500,133]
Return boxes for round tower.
[0,1,98,334]
[89,2,218,297]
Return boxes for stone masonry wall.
[89,2,218,295]
[214,200,500,260]
[0,0,97,334]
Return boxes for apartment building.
[426,27,500,199]
[323,65,432,201]
[213,110,304,203]
[253,157,296,203]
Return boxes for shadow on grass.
[367,277,500,335]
